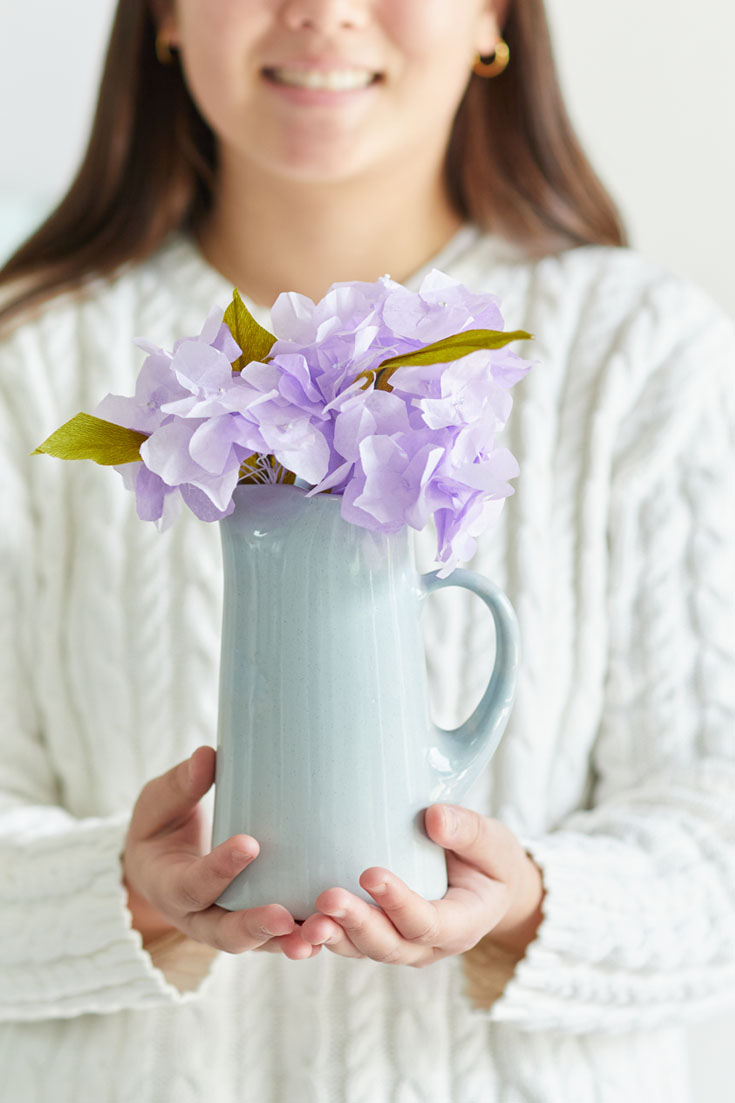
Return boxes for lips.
[264,66,381,91]
[261,54,384,97]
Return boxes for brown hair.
[0,0,627,331]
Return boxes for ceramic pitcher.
[211,483,519,920]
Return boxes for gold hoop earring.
[155,33,175,66]
[473,40,510,78]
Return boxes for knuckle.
[178,882,207,912]
[375,945,402,964]
[405,917,441,945]
[245,914,277,943]
[412,947,440,969]
[384,897,410,919]
[209,850,239,880]
[211,926,242,954]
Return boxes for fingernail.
[367,881,387,896]
[324,907,345,919]
[444,807,459,835]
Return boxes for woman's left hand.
[294,805,545,966]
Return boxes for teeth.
[270,67,375,91]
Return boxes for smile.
[264,68,381,92]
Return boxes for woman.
[1,1,733,1100]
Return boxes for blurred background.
[2,0,734,319]
[1,1,733,1096]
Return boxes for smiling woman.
[0,0,624,329]
[155,0,495,190]
[1,1,733,1102]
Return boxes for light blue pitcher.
[212,484,519,920]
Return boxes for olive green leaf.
[224,288,277,372]
[32,412,148,465]
[354,328,533,391]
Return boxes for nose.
[279,0,368,33]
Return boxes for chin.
[263,151,377,188]
[280,164,365,186]
[260,125,381,180]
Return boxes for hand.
[297,804,545,967]
[122,746,319,959]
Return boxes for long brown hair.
[0,0,627,331]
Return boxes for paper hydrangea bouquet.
[35,270,532,574]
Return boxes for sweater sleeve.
[480,273,735,1033]
[0,320,217,1022]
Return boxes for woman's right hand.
[121,745,318,958]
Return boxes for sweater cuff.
[457,833,601,1026]
[457,833,592,1030]
[475,831,668,1031]
[1,814,218,1021]
[483,834,589,1026]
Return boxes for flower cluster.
[95,308,258,529]
[39,270,532,574]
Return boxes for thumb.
[425,804,519,882]
[129,745,215,840]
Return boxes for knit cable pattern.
[1,234,733,1100]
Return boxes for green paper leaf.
[355,328,533,391]
[224,288,277,372]
[32,412,148,466]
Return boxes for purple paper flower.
[95,271,532,569]
[95,308,266,526]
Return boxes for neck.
[196,157,464,307]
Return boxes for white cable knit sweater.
[1,226,734,1103]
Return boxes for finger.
[274,929,322,960]
[305,903,365,957]
[361,867,508,956]
[300,913,363,958]
[172,835,260,914]
[251,939,320,957]
[308,922,364,959]
[424,804,520,882]
[315,890,408,964]
[131,746,215,839]
[358,868,442,944]
[185,903,295,954]
[253,939,323,957]
[360,869,496,954]
[299,913,343,946]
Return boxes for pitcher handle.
[420,569,520,802]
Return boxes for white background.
[1,1,733,1097]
